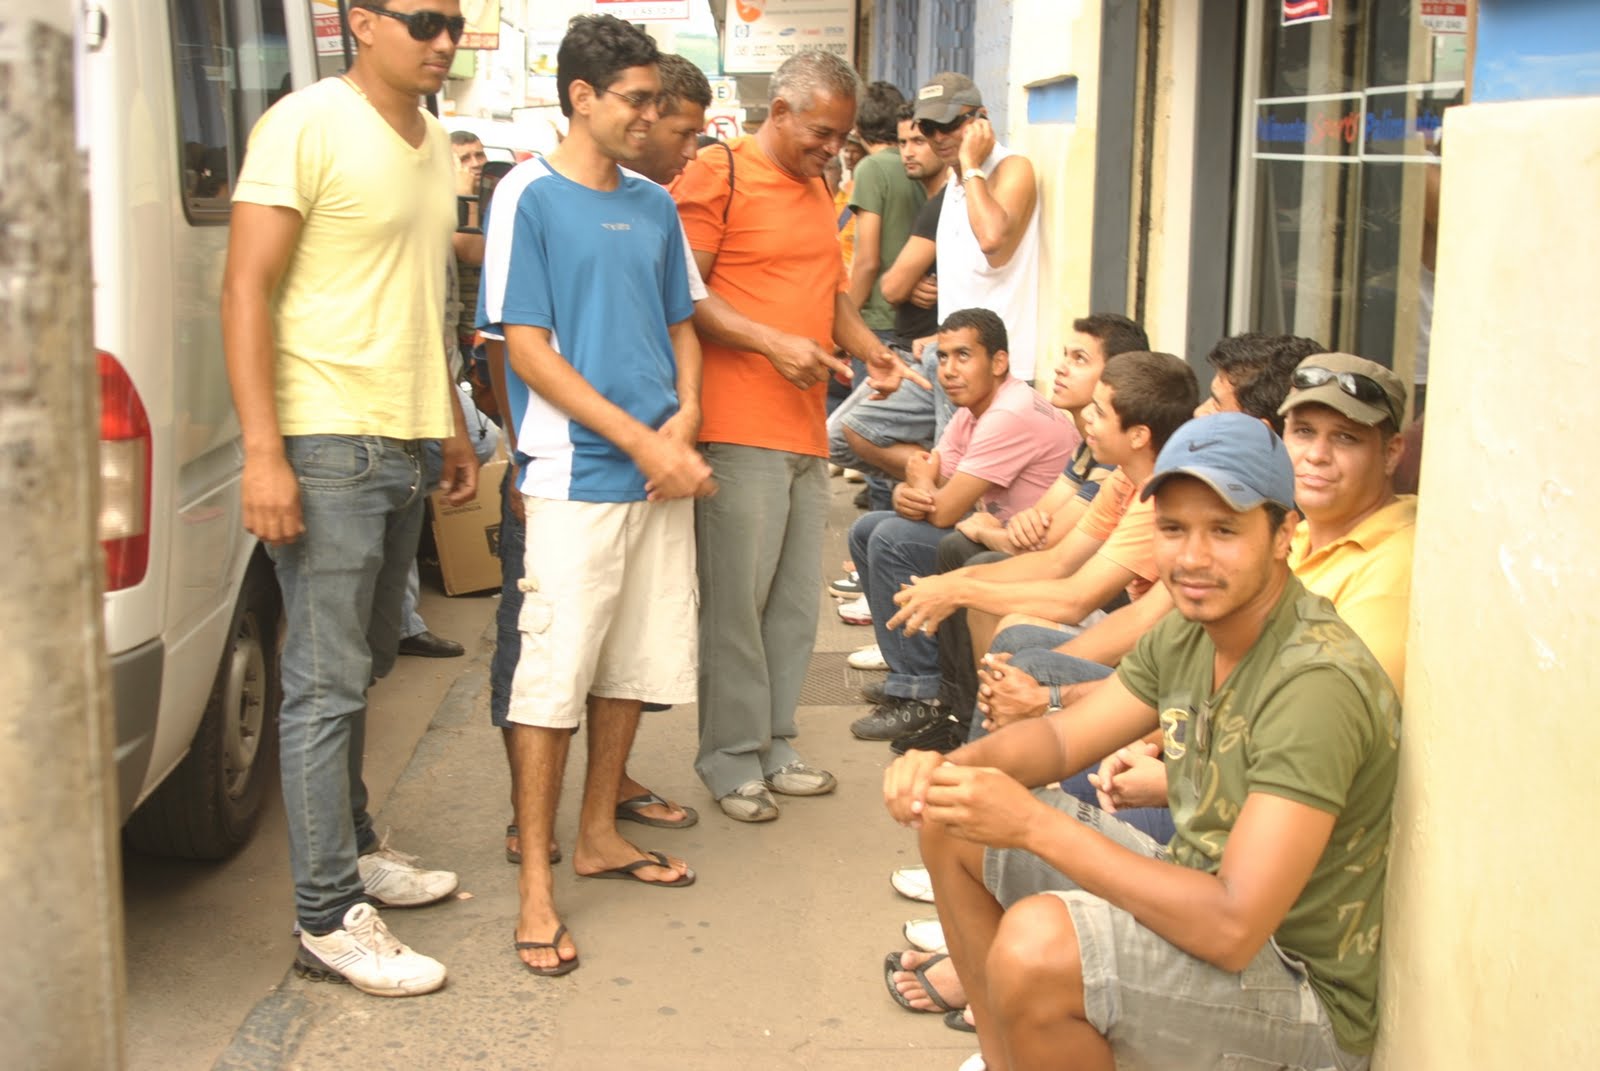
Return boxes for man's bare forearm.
[691,290,780,356]
[221,282,285,458]
[669,319,703,420]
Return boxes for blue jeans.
[848,511,951,701]
[269,434,430,933]
[490,463,524,728]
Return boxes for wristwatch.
[1046,683,1064,713]
[962,167,988,183]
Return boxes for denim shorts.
[827,342,952,463]
[984,788,1370,1071]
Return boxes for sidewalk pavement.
[213,479,975,1071]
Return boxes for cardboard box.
[430,457,506,595]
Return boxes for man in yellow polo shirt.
[1280,351,1416,694]
[222,0,478,997]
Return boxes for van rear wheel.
[124,559,281,860]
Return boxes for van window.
[171,0,292,221]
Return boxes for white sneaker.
[957,1053,986,1071]
[903,915,946,953]
[891,865,935,903]
[358,843,459,908]
[295,903,446,997]
[847,643,888,670]
[843,468,866,483]
[837,596,872,625]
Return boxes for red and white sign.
[312,0,344,56]
[592,0,691,19]
[1420,1,1468,34]
[1282,0,1331,26]
[703,108,745,142]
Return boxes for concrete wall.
[997,0,1097,388]
[1375,94,1600,1068]
[1137,0,1198,358]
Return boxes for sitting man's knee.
[987,894,1083,1006]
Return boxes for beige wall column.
[1376,95,1600,1068]
[1004,0,1099,390]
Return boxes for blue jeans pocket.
[286,435,378,490]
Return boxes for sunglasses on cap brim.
[917,112,976,138]
[1292,366,1401,425]
[361,6,467,43]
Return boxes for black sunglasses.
[917,112,975,138]
[1292,366,1400,424]
[361,6,466,43]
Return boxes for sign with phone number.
[722,0,855,75]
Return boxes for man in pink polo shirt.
[847,308,1076,743]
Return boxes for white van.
[87,1,347,858]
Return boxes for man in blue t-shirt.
[478,15,713,978]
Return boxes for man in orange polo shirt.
[674,50,925,822]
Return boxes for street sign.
[703,108,745,142]
[709,78,739,108]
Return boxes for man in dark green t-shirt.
[846,82,927,337]
[884,411,1399,1071]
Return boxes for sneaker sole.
[765,777,837,797]
[293,946,446,997]
[720,803,780,823]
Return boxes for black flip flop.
[579,849,695,888]
[944,1008,976,1033]
[514,924,580,977]
[882,950,960,1013]
[615,792,701,830]
[505,824,561,866]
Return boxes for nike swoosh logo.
[1187,440,1218,452]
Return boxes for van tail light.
[99,350,151,591]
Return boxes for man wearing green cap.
[1281,351,1415,694]
[883,411,1399,1071]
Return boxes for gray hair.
[768,50,860,113]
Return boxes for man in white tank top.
[921,73,1041,381]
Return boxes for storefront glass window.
[1235,1,1468,411]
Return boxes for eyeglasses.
[598,87,659,112]
[917,112,975,138]
[1292,366,1400,424]
[360,6,466,43]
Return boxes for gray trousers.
[694,442,828,798]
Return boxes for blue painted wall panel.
[1475,0,1600,102]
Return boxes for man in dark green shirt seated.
[883,411,1400,1071]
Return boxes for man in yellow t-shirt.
[221,0,477,999]
[1279,351,1415,694]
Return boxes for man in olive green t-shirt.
[846,82,927,337]
[883,412,1399,1070]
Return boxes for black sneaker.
[860,679,888,704]
[850,697,943,741]
[890,716,965,755]
[829,571,863,598]
[853,486,871,510]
